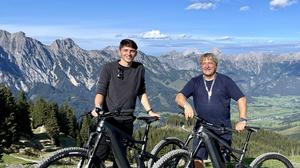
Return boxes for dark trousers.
[92,119,134,168]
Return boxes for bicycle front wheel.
[250,152,294,168]
[148,137,185,168]
[37,147,91,168]
[152,149,191,168]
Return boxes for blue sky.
[1,0,300,56]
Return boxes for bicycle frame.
[190,120,258,168]
[83,114,159,168]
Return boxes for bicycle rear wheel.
[250,152,294,168]
[152,149,191,168]
[37,147,92,168]
[148,137,185,167]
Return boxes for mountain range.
[1,29,300,115]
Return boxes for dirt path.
[292,162,300,168]
[9,154,39,163]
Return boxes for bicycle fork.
[81,120,106,168]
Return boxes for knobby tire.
[250,152,294,168]
[152,149,191,168]
[37,147,90,168]
[148,137,185,168]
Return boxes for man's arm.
[139,93,160,118]
[175,93,194,120]
[238,96,247,119]
[91,93,105,117]
[235,96,247,131]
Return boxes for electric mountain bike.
[152,117,294,168]
[37,110,160,168]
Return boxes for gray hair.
[199,53,218,66]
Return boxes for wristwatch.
[146,108,153,114]
[239,118,248,123]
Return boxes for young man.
[175,53,247,168]
[91,39,160,167]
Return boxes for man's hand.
[184,103,194,120]
[91,107,102,117]
[91,108,98,117]
[235,121,247,132]
[148,111,160,119]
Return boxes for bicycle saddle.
[137,116,159,124]
[246,126,260,132]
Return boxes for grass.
[197,155,300,168]
[0,153,30,165]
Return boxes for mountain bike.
[152,117,294,168]
[37,110,160,168]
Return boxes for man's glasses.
[117,67,124,79]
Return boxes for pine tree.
[29,98,48,128]
[0,86,18,150]
[44,102,60,145]
[77,116,91,146]
[58,103,77,138]
[16,90,32,137]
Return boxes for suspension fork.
[84,120,105,167]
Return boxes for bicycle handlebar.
[178,112,258,133]
[80,109,134,119]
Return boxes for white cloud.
[177,34,193,39]
[186,2,216,10]
[140,30,169,39]
[240,6,250,11]
[216,36,233,41]
[270,0,297,9]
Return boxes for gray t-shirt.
[96,61,146,120]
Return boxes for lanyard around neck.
[203,74,216,102]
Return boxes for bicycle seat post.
[141,122,151,153]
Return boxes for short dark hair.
[119,39,138,50]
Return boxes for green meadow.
[231,96,300,140]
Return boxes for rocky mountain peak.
[100,46,119,59]
[0,30,12,50]
[0,30,34,54]
[12,31,26,38]
[50,38,79,51]
[0,29,11,39]
[182,48,201,56]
